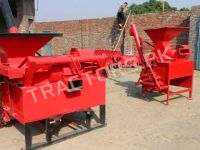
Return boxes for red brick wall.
[34,11,191,56]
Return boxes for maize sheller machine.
[130,24,194,105]
[0,34,107,149]
[0,1,108,149]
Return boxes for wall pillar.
[189,5,200,60]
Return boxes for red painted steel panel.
[8,75,106,124]
[169,61,194,79]
[144,27,189,42]
[0,33,61,58]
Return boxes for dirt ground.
[0,68,200,150]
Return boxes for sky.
[35,0,200,22]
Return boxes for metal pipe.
[129,24,142,50]
[0,0,18,33]
[129,24,146,67]
[27,56,107,66]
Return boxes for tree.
[130,0,189,14]
[180,7,190,11]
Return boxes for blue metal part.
[42,31,52,56]
[42,42,52,56]
[196,19,200,70]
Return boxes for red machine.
[130,24,194,105]
[0,34,107,149]
[95,50,140,68]
[70,48,140,68]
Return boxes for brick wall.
[34,11,191,56]
[189,5,200,60]
[132,12,190,51]
[34,17,119,55]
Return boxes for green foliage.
[180,7,190,11]
[130,0,189,14]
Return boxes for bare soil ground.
[0,68,200,150]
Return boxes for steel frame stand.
[24,105,106,150]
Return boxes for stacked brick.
[35,11,191,56]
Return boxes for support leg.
[100,105,106,125]
[189,90,192,100]
[166,91,170,106]
[0,108,4,127]
[142,87,146,98]
[86,111,93,129]
[25,123,32,150]
[45,119,52,143]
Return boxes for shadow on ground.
[109,78,189,105]
[3,111,101,146]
